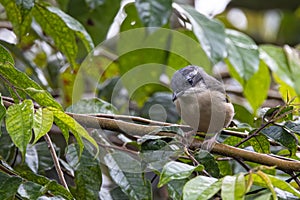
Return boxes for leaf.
[33,3,94,67]
[256,171,277,200]
[25,145,39,173]
[221,174,246,200]
[259,45,300,101]
[261,125,297,155]
[104,151,152,200]
[33,108,54,144]
[158,161,203,187]
[195,150,220,178]
[0,61,62,109]
[66,98,117,114]
[0,44,14,64]
[18,181,44,199]
[244,61,270,113]
[135,0,172,27]
[66,144,102,200]
[1,0,33,40]
[0,171,22,200]
[225,29,259,84]
[167,179,187,200]
[0,95,6,136]
[183,176,221,200]
[174,4,226,64]
[6,99,34,159]
[15,165,74,200]
[46,107,99,157]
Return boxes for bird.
[170,65,234,150]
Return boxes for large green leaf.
[183,176,221,200]
[5,99,34,158]
[174,4,226,64]
[226,29,259,84]
[0,171,22,199]
[135,0,172,27]
[33,108,54,144]
[33,3,94,67]
[18,181,44,199]
[195,150,220,178]
[221,174,246,200]
[243,61,271,113]
[66,144,102,200]
[158,161,203,187]
[1,0,33,40]
[46,107,99,157]
[0,47,62,109]
[167,179,187,200]
[104,151,152,200]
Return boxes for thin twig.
[44,133,69,191]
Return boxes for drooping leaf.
[158,161,203,187]
[1,0,33,40]
[135,0,172,27]
[0,95,6,136]
[183,176,221,200]
[25,144,39,173]
[0,171,22,200]
[46,107,99,157]
[33,3,94,67]
[174,4,226,64]
[104,151,152,200]
[225,29,259,84]
[244,61,270,113]
[0,60,62,109]
[66,98,117,114]
[66,144,102,200]
[33,108,54,144]
[167,179,187,200]
[6,99,34,159]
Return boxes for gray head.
[170,65,224,101]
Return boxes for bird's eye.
[187,78,193,85]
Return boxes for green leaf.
[232,104,254,126]
[0,95,6,135]
[120,2,143,31]
[66,98,117,114]
[6,99,34,159]
[0,44,14,64]
[174,4,226,64]
[255,171,277,200]
[66,144,102,200]
[183,176,221,200]
[0,171,22,200]
[18,181,44,199]
[135,0,172,27]
[167,179,187,200]
[15,165,74,200]
[0,61,62,109]
[46,107,99,157]
[104,151,152,200]
[225,29,259,84]
[244,61,270,113]
[1,0,33,40]
[33,108,54,144]
[259,45,300,101]
[261,125,297,155]
[158,161,203,187]
[195,150,220,178]
[33,3,94,67]
[221,174,246,200]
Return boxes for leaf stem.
[44,133,69,191]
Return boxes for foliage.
[0,0,300,199]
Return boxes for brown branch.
[44,133,69,191]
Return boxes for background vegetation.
[1,0,300,199]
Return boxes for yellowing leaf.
[33,108,54,144]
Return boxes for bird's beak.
[172,90,184,101]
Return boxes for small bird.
[170,65,234,150]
